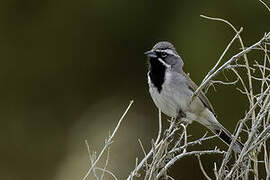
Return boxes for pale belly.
[148,71,204,120]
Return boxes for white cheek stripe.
[158,58,171,69]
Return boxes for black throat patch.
[148,58,166,93]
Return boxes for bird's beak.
[144,50,157,58]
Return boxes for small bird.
[145,41,243,153]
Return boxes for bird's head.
[145,41,183,70]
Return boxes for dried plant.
[82,2,270,179]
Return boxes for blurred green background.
[0,0,269,179]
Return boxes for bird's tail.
[212,124,243,153]
[198,112,243,153]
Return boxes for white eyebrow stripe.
[156,49,180,58]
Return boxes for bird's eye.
[161,52,167,58]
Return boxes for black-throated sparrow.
[145,41,243,153]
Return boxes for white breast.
[148,70,190,118]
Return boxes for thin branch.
[169,133,218,154]
[95,167,118,180]
[259,0,270,12]
[127,141,161,180]
[202,27,243,83]
[82,100,134,180]
[85,140,99,180]
[138,139,147,157]
[100,147,110,180]
[197,155,212,180]
[191,32,270,103]
[157,149,225,179]
[155,109,162,145]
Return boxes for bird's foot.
[177,110,186,119]
[176,110,192,125]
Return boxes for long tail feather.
[214,126,243,153]
[198,110,243,153]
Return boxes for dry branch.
[84,6,270,179]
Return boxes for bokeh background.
[0,0,269,179]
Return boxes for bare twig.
[157,149,225,179]
[197,155,212,180]
[201,27,243,83]
[95,167,118,180]
[138,139,147,157]
[82,100,134,180]
[155,109,163,145]
[259,0,270,12]
[191,31,270,103]
[85,140,99,180]
[100,147,110,180]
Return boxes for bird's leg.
[177,110,186,119]
[177,110,192,125]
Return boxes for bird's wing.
[184,73,216,116]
